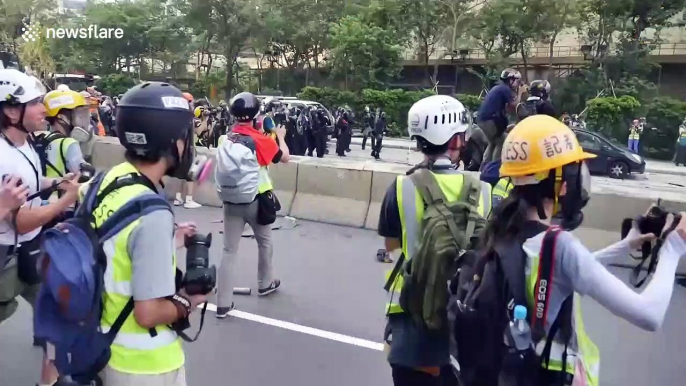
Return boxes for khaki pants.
[478,119,506,164]
[101,365,186,386]
[0,261,40,325]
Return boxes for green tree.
[96,73,136,95]
[643,97,686,160]
[184,0,256,98]
[402,0,449,85]
[328,15,403,90]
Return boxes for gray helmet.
[529,80,551,99]
[500,68,522,81]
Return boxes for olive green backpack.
[398,168,488,330]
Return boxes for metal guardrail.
[404,43,686,61]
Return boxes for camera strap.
[175,302,208,343]
[631,213,682,287]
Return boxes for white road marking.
[203,302,385,351]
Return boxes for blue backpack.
[34,171,171,384]
[480,159,502,186]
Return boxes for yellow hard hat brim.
[581,151,597,159]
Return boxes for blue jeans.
[628,139,639,152]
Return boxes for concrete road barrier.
[269,160,299,216]
[88,137,686,232]
[290,157,372,227]
[364,163,410,230]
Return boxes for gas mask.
[60,107,93,143]
[552,162,591,230]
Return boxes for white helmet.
[407,95,471,146]
[0,69,46,104]
[56,84,70,92]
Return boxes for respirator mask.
[552,162,591,230]
[63,106,93,143]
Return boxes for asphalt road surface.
[2,208,686,385]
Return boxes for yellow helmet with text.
[500,115,597,230]
[500,115,596,179]
[44,90,87,117]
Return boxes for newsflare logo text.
[22,22,124,41]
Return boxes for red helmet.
[182,92,194,102]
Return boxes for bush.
[643,97,686,160]
[95,73,135,96]
[457,94,482,113]
[298,86,435,136]
[585,95,640,141]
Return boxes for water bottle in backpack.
[508,305,533,352]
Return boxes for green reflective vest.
[384,172,493,315]
[90,162,184,374]
[525,243,600,386]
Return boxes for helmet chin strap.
[11,104,29,133]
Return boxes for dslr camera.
[619,199,681,287]
[182,232,217,295]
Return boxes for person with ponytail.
[480,115,686,385]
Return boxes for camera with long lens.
[618,199,681,287]
[182,232,217,295]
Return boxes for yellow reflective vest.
[629,126,641,140]
[384,172,493,315]
[45,136,78,179]
[85,162,184,374]
[525,242,600,386]
[491,177,514,210]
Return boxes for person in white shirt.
[0,175,29,220]
[0,69,80,386]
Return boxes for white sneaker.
[173,198,183,206]
[184,200,202,209]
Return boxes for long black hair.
[481,174,556,253]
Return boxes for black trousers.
[372,133,383,157]
[315,129,327,157]
[362,127,375,150]
[306,130,316,156]
[336,127,351,155]
[391,365,458,386]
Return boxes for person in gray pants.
[216,92,291,319]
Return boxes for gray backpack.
[215,132,259,204]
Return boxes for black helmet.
[230,92,260,122]
[116,81,194,178]
[530,80,551,99]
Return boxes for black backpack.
[32,131,68,178]
[449,222,574,386]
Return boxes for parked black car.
[572,128,646,179]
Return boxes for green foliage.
[95,73,135,96]
[298,86,434,136]
[328,15,403,89]
[456,94,482,112]
[643,97,686,160]
[190,79,207,99]
[585,95,640,141]
[556,67,606,115]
